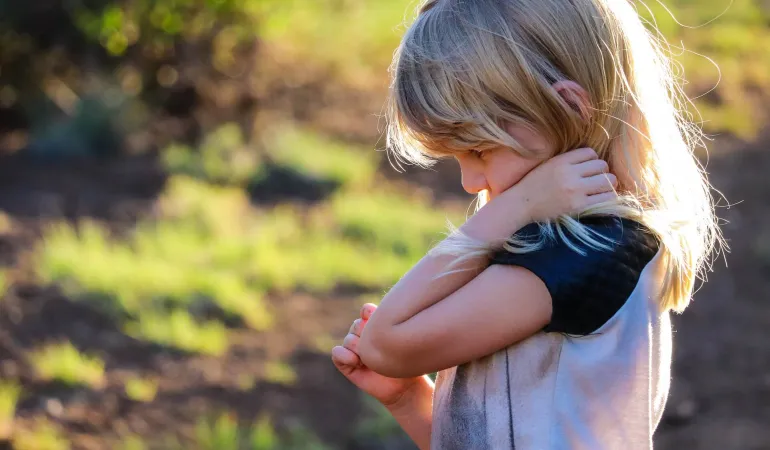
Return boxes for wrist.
[384,375,435,415]
[459,187,532,243]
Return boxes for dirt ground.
[0,131,768,449]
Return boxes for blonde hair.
[386,0,725,312]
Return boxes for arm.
[358,148,616,377]
[360,184,536,337]
[359,260,552,377]
[385,375,434,450]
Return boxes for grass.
[0,270,8,299]
[29,342,105,389]
[116,435,147,450]
[258,0,417,86]
[193,413,331,450]
[632,1,770,138]
[125,309,228,356]
[13,419,70,450]
[0,380,21,438]
[258,0,770,138]
[263,126,379,187]
[195,413,241,450]
[162,123,262,185]
[124,377,158,403]
[262,361,297,386]
[38,127,461,352]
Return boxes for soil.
[0,131,768,449]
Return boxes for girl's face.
[454,123,552,201]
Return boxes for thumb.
[332,346,361,375]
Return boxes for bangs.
[385,3,519,167]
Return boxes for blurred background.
[0,0,767,449]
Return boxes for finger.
[361,303,377,320]
[562,147,598,164]
[349,318,365,337]
[584,192,618,208]
[575,159,609,177]
[583,173,617,195]
[342,333,359,353]
[332,346,361,372]
[585,192,618,205]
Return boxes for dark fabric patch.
[490,217,659,336]
[440,363,490,450]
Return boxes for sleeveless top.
[431,217,670,450]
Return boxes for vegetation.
[13,419,70,450]
[28,342,106,389]
[0,380,21,438]
[124,377,159,403]
[0,0,765,447]
[193,413,331,450]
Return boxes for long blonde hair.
[386,0,725,312]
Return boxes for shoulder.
[490,216,660,336]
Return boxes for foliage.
[193,413,330,450]
[262,361,297,386]
[29,342,106,389]
[124,377,159,402]
[125,309,228,356]
[13,419,70,450]
[636,0,770,137]
[162,123,261,185]
[195,413,241,450]
[0,380,21,438]
[263,126,379,187]
[0,270,7,299]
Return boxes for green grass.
[13,419,70,450]
[116,435,147,450]
[39,176,458,299]
[162,123,262,185]
[636,1,770,138]
[0,270,8,299]
[38,123,461,355]
[263,126,379,187]
[262,361,297,386]
[258,0,417,84]
[0,380,21,438]
[249,416,279,450]
[29,342,105,389]
[259,0,770,137]
[193,413,331,450]
[124,377,158,403]
[125,309,228,356]
[195,413,241,450]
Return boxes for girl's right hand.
[332,304,424,407]
[515,147,618,223]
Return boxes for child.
[332,0,723,449]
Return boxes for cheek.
[487,156,540,193]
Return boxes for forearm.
[361,188,532,347]
[386,375,435,450]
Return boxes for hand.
[515,147,618,222]
[332,304,423,407]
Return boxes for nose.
[458,159,488,195]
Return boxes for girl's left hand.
[514,147,618,223]
[332,304,424,407]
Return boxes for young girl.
[332,0,722,448]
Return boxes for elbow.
[358,332,421,378]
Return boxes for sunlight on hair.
[387,0,727,312]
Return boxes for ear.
[552,80,591,122]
